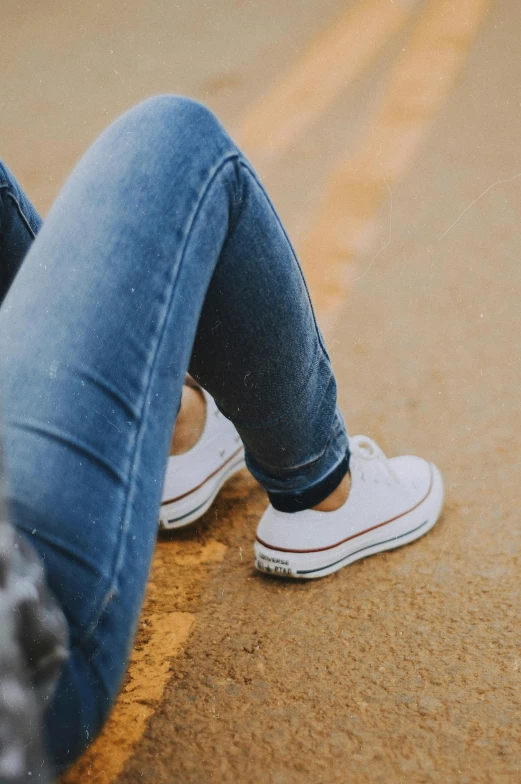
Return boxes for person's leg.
[169,383,206,454]
[0,95,348,770]
[0,161,42,303]
[186,160,350,511]
[0,160,217,474]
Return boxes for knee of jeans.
[128,94,235,163]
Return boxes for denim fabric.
[0,161,43,304]
[0,96,349,769]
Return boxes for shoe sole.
[254,463,444,579]
[159,450,246,530]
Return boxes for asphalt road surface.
[3,1,521,782]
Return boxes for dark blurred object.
[0,435,68,783]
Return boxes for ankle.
[170,386,206,455]
[311,471,351,512]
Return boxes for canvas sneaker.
[159,388,245,529]
[254,435,443,579]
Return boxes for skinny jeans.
[0,96,349,770]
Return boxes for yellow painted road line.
[235,0,421,167]
[300,0,490,336]
[63,539,227,784]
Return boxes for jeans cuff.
[267,447,350,513]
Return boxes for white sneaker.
[254,435,444,579]
[159,388,245,530]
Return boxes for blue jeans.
[0,96,349,770]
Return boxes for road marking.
[63,539,227,784]
[62,611,195,784]
[234,0,420,167]
[299,0,490,336]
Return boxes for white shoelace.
[349,435,382,460]
[349,435,400,484]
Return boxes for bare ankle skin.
[170,385,206,455]
[311,472,351,512]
